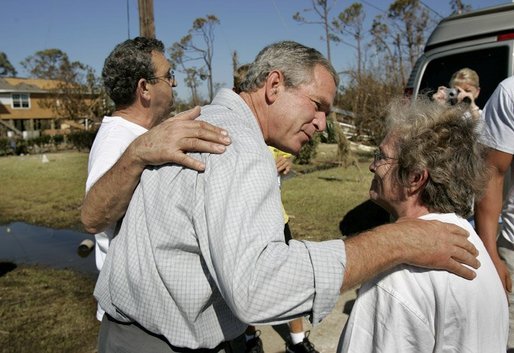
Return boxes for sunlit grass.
[0,152,88,229]
[0,146,374,236]
[0,264,98,353]
[283,162,372,241]
[0,144,375,352]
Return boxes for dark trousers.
[98,314,233,353]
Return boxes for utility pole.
[138,0,155,38]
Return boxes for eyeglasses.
[373,149,398,164]
[148,70,177,87]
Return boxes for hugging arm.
[81,107,231,233]
[341,218,479,291]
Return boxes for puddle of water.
[0,222,97,275]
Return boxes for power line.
[362,0,443,20]
[270,0,290,33]
[419,1,444,19]
[360,0,387,15]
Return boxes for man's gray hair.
[238,41,339,92]
[386,97,488,218]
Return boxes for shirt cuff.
[303,239,346,324]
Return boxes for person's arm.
[432,86,448,106]
[275,155,292,175]
[81,107,231,234]
[475,148,513,293]
[456,89,481,120]
[341,217,479,291]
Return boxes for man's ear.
[137,78,152,102]
[408,169,429,195]
[265,70,283,103]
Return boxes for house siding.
[0,92,57,120]
[0,77,97,137]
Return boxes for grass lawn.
[0,152,88,229]
[0,144,374,352]
[284,163,372,241]
[0,264,98,353]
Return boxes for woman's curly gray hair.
[386,97,488,218]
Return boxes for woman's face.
[368,132,405,215]
[453,81,480,100]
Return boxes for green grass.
[0,264,98,353]
[284,163,372,241]
[0,152,88,229]
[0,145,374,352]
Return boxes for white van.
[405,3,514,107]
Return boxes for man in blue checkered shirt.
[94,41,480,353]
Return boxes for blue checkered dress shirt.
[94,89,346,349]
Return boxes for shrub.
[0,138,10,156]
[28,135,52,146]
[295,134,320,165]
[68,130,97,151]
[52,134,65,144]
[320,114,338,144]
[15,140,28,155]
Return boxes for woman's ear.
[408,169,429,195]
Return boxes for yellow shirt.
[268,146,292,224]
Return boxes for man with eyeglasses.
[149,69,177,88]
[95,41,481,353]
[82,36,231,323]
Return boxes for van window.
[418,46,510,107]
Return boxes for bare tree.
[0,52,17,77]
[293,0,339,63]
[232,50,240,75]
[449,0,472,15]
[338,68,403,144]
[170,15,220,102]
[333,3,366,79]
[21,49,69,80]
[369,0,432,86]
[389,0,429,69]
[21,49,106,122]
[169,41,204,106]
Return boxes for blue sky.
[1,0,508,100]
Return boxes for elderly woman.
[338,98,508,352]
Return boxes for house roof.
[0,77,63,94]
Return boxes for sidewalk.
[235,288,358,353]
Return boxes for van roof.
[425,3,514,51]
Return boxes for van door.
[410,42,512,107]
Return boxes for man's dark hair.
[102,36,165,107]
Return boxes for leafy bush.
[28,135,52,146]
[294,134,320,165]
[52,134,65,144]
[0,138,10,156]
[320,114,338,144]
[67,130,97,151]
[15,140,28,155]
